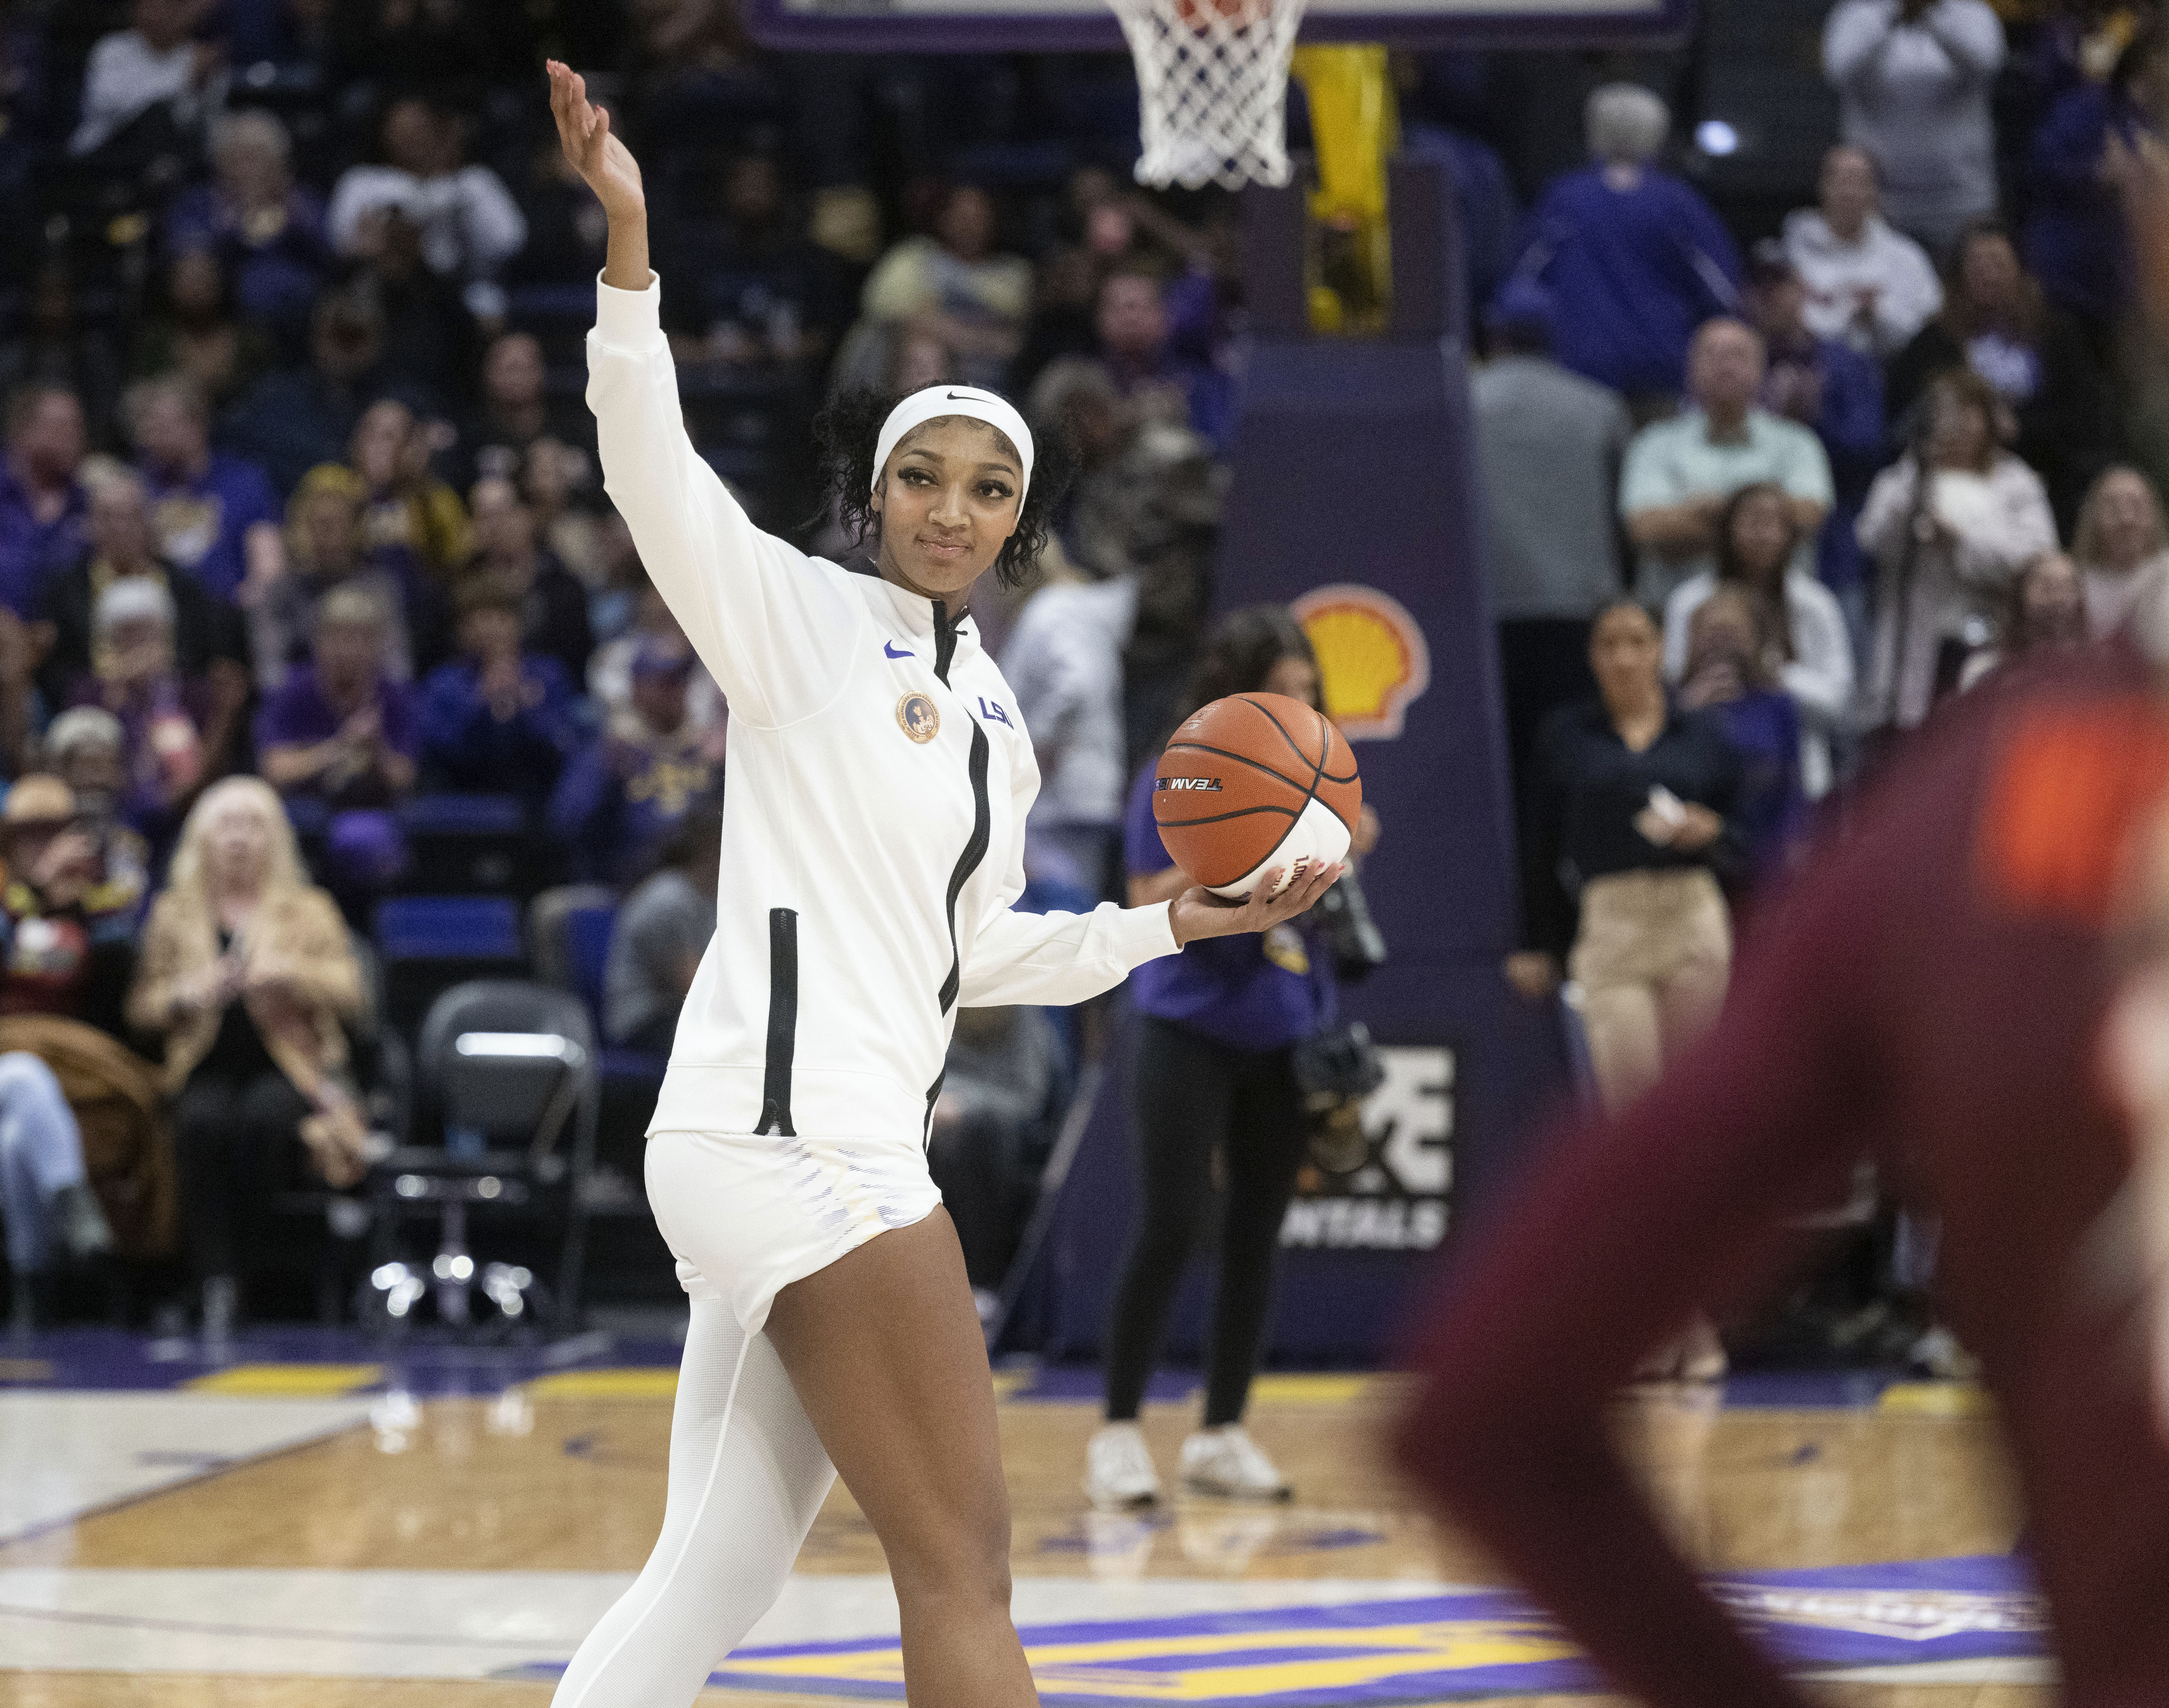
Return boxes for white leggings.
[549,1297,836,1706]
[552,1127,939,1707]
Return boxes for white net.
[1107,0,1309,190]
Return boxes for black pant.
[927,1102,1032,1290]
[1103,1017,1311,1427]
[174,1069,313,1282]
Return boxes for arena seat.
[397,794,535,895]
[374,896,527,1034]
[360,979,599,1336]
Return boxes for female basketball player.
[544,63,1343,1708]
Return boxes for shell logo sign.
[1290,583,1431,740]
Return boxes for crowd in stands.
[0,0,2166,1336]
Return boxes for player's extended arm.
[553,62,855,730]
[1394,831,1884,1708]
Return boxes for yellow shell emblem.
[1291,584,1430,739]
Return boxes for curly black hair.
[809,384,1076,591]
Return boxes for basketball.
[1153,692,1362,900]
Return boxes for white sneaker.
[1179,1425,1292,1501]
[1083,1422,1162,1510]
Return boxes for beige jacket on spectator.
[126,883,364,1099]
[1858,452,2057,727]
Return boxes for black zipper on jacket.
[927,598,992,1144]
[755,906,799,1136]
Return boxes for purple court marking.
[0,1327,683,1396]
[499,1554,2046,1705]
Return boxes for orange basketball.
[1153,693,1362,898]
[1171,0,1265,28]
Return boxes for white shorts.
[643,1129,944,1333]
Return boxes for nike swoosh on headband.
[884,641,914,659]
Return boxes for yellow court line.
[1247,1374,1375,1405]
[1877,1382,1996,1417]
[182,1364,383,1397]
[525,1369,680,1400]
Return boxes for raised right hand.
[546,60,644,222]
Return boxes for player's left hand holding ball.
[1168,858,1348,947]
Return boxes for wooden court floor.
[0,1369,2043,1707]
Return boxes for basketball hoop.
[1106,0,1310,190]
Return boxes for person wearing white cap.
[547,63,1345,1708]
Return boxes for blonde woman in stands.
[127,777,371,1339]
[2073,465,2169,639]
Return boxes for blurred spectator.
[1664,483,1853,798]
[417,580,579,806]
[1822,0,2006,252]
[0,773,145,1032]
[586,580,722,744]
[126,374,282,606]
[548,640,720,884]
[164,109,333,355]
[1,257,125,449]
[37,466,249,735]
[2024,22,2167,340]
[448,331,593,495]
[464,473,592,682]
[603,814,719,1053]
[1783,145,1943,359]
[501,138,612,313]
[655,153,847,377]
[1958,549,2088,689]
[1506,594,1739,1377]
[1744,241,1886,671]
[1473,281,1631,798]
[219,288,393,498]
[253,463,429,688]
[2073,463,2169,635]
[69,0,222,159]
[41,707,153,906]
[1620,319,1833,608]
[1857,368,2058,726]
[0,1044,113,1332]
[69,577,234,840]
[127,776,370,1337]
[1001,558,1138,899]
[1502,84,1742,404]
[927,1002,1063,1301]
[257,584,415,905]
[328,96,527,324]
[853,184,1032,393]
[348,396,468,579]
[1075,266,1234,453]
[344,202,479,409]
[1887,220,2118,533]
[1674,586,1809,882]
[0,383,89,617]
[521,436,603,588]
[135,250,274,412]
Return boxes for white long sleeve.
[586,272,860,730]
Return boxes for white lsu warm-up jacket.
[586,273,1179,1145]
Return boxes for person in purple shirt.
[163,110,334,356]
[1086,606,1380,1511]
[1504,84,1743,404]
[2025,24,2167,342]
[416,581,579,809]
[127,374,282,606]
[0,384,90,617]
[258,584,418,907]
[1088,266,1235,453]
[547,641,722,884]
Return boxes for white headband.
[872,385,1034,508]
